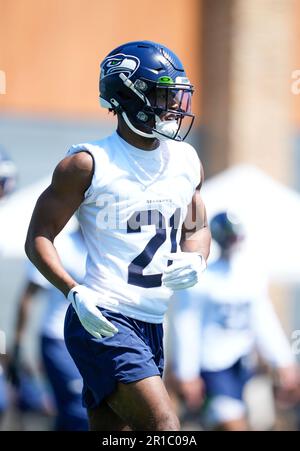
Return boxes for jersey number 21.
[127,208,181,288]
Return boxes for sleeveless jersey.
[67,131,200,323]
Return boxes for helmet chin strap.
[117,74,180,140]
[106,76,180,141]
[121,111,156,139]
[121,111,180,141]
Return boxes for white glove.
[162,252,207,290]
[67,285,118,339]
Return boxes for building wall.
[292,0,300,128]
[201,0,295,182]
[0,0,201,117]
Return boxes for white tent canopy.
[0,176,51,258]
[202,165,300,283]
[0,176,75,258]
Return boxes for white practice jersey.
[169,255,294,379]
[27,229,87,339]
[67,131,200,324]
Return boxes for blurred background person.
[0,147,17,201]
[0,147,18,425]
[166,212,299,431]
[8,227,88,431]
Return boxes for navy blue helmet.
[0,148,17,198]
[210,212,245,250]
[99,40,194,141]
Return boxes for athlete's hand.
[162,252,207,290]
[67,285,118,339]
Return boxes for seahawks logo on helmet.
[101,54,140,79]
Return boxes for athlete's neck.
[116,118,160,151]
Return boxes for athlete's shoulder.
[167,140,202,189]
[182,141,201,165]
[58,133,117,200]
[56,151,93,178]
[51,151,93,199]
[68,133,115,156]
[167,139,200,162]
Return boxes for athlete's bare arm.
[181,162,211,259]
[25,152,93,296]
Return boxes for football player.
[10,227,88,430]
[25,41,211,431]
[0,147,17,200]
[168,212,298,431]
[0,147,17,423]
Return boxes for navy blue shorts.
[201,357,254,401]
[64,305,164,409]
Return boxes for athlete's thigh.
[88,401,131,431]
[105,375,179,431]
